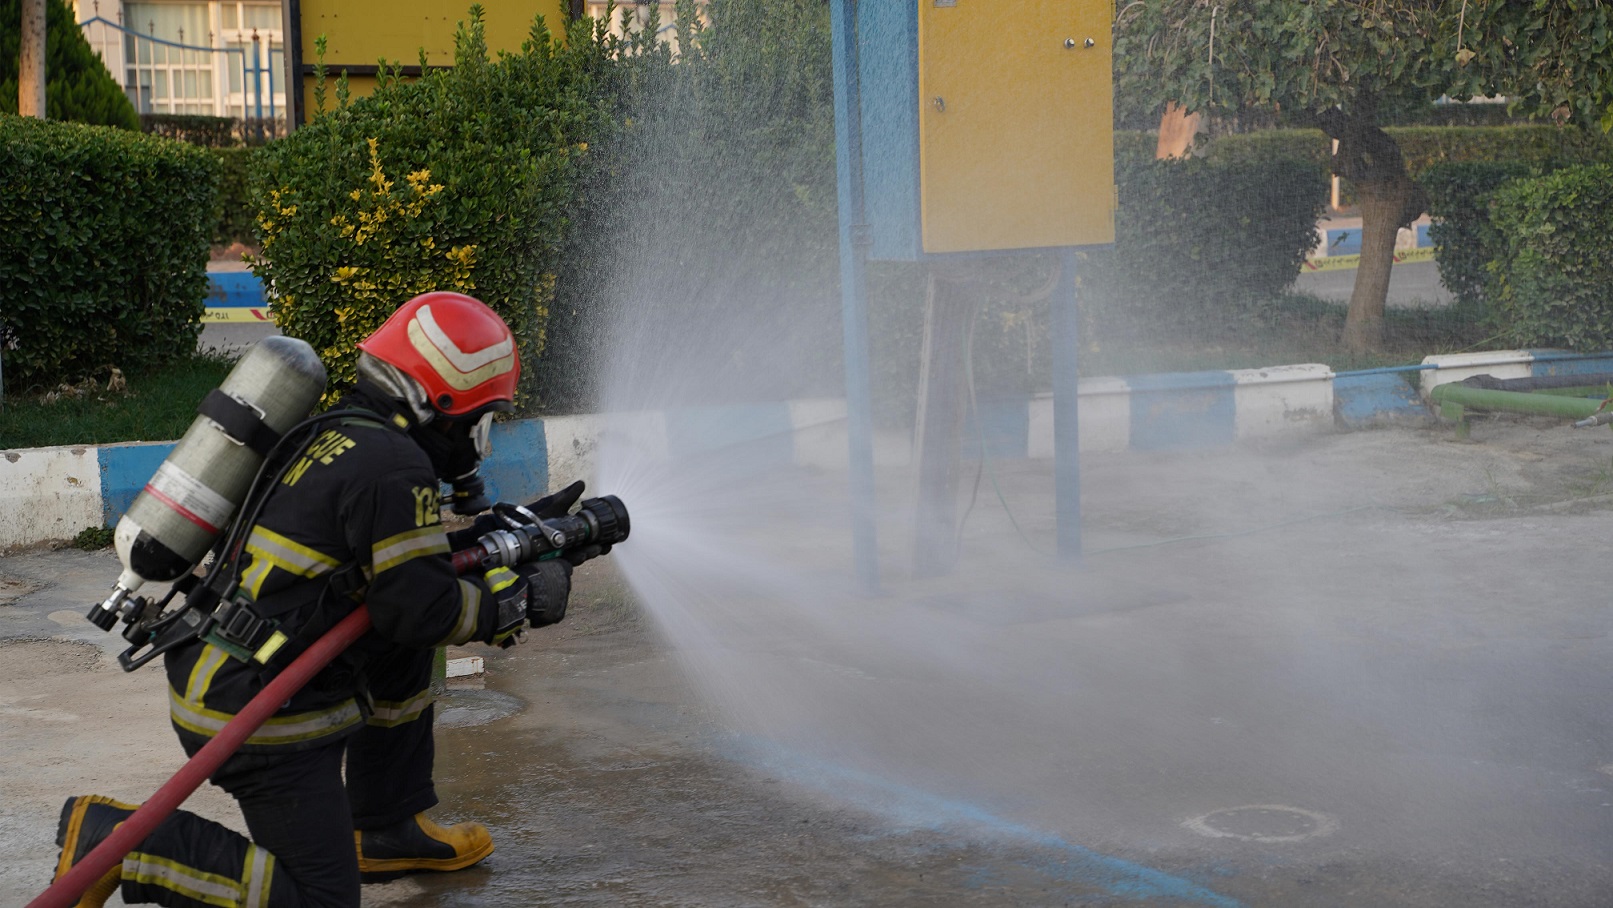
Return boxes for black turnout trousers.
[121,644,436,908]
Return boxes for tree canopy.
[1114,0,1613,351]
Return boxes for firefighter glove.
[522,560,573,628]
[484,566,528,648]
[526,480,585,519]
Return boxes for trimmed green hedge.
[1418,162,1537,310]
[1081,155,1328,333]
[1489,165,1613,350]
[142,114,237,148]
[211,146,256,248]
[0,116,216,392]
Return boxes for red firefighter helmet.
[358,292,519,417]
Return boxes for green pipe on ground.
[1431,383,1606,419]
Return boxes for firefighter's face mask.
[411,412,496,514]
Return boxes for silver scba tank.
[94,336,326,623]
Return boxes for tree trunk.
[19,0,47,118]
[1315,106,1426,354]
[1342,174,1416,352]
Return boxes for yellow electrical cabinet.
[918,0,1113,253]
[857,1,1113,259]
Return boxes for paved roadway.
[1294,260,1453,308]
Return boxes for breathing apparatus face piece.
[414,410,500,515]
[355,350,493,514]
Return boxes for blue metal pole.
[1053,248,1082,559]
[829,0,880,592]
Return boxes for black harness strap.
[198,389,282,458]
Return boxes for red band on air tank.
[141,483,222,535]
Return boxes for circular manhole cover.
[1183,805,1338,843]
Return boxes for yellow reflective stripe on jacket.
[437,577,483,646]
[241,526,341,598]
[368,686,435,728]
[184,644,230,704]
[242,844,274,908]
[371,525,450,575]
[168,685,363,746]
[125,851,241,908]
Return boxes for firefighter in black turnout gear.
[53,293,583,908]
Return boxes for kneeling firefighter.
[54,293,590,908]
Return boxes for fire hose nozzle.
[451,495,631,574]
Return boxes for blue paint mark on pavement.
[730,740,1244,907]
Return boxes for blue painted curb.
[481,420,549,506]
[99,442,175,526]
[1334,373,1427,427]
[1127,371,1238,450]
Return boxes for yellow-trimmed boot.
[53,795,138,908]
[355,813,494,882]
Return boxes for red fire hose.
[28,605,375,908]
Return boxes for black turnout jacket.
[164,388,500,753]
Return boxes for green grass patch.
[0,353,234,449]
[71,525,115,550]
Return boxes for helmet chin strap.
[356,352,435,425]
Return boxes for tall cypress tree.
[1,0,140,129]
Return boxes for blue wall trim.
[206,271,266,308]
[1127,371,1236,450]
[99,443,175,525]
[1334,373,1426,426]
[1529,351,1613,379]
[481,420,550,506]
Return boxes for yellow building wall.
[297,0,569,116]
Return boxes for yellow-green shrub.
[250,9,615,408]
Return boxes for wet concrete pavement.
[5,416,1613,906]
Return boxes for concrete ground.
[5,413,1613,906]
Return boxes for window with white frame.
[117,1,284,122]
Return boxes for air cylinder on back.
[88,336,326,630]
